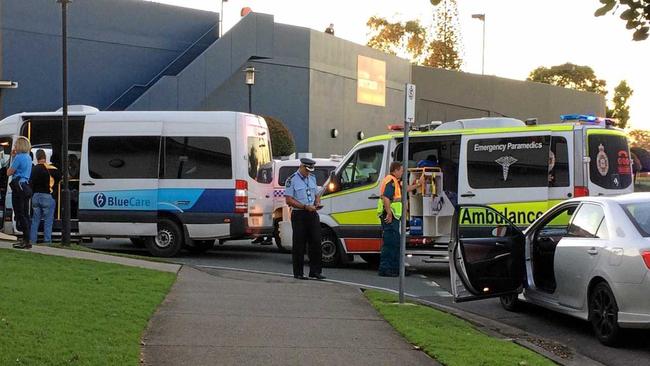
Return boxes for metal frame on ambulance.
[316,116,633,266]
[0,106,274,257]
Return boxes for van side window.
[567,204,605,238]
[164,137,232,179]
[89,136,160,179]
[467,135,550,189]
[248,136,272,183]
[279,166,336,187]
[339,145,384,190]
[549,137,569,187]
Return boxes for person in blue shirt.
[7,136,33,249]
[284,158,325,280]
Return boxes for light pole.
[244,66,256,113]
[58,0,72,245]
[219,0,228,37]
[472,13,485,75]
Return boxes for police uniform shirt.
[284,171,318,208]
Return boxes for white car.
[450,193,650,346]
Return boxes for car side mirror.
[326,171,340,194]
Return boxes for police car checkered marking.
[273,189,285,197]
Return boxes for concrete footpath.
[142,267,438,366]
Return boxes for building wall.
[412,66,606,124]
[0,0,216,117]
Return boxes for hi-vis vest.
[376,175,403,219]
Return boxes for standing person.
[377,162,419,277]
[284,158,325,280]
[30,149,61,245]
[7,136,32,249]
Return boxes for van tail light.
[642,251,650,270]
[235,180,248,214]
[574,186,589,197]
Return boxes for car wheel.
[321,229,342,267]
[273,218,289,253]
[130,237,146,248]
[589,282,621,346]
[187,239,215,253]
[499,293,521,312]
[360,253,380,268]
[145,219,183,257]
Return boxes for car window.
[278,166,335,187]
[621,202,650,237]
[567,204,606,238]
[537,204,577,236]
[596,219,609,239]
[339,145,384,190]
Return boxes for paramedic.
[285,158,326,280]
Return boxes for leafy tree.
[264,115,295,157]
[595,0,649,41]
[527,63,608,95]
[365,0,463,70]
[606,80,634,128]
[629,129,650,149]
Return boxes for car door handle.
[81,182,95,186]
[368,194,380,200]
[460,192,475,198]
[587,247,599,255]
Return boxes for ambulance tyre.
[273,218,289,253]
[145,219,183,257]
[321,228,343,267]
[499,293,521,312]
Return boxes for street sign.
[404,83,416,124]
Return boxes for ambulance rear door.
[584,129,633,196]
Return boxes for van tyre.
[589,282,621,346]
[274,218,289,253]
[499,293,521,312]
[145,219,183,257]
[187,240,215,253]
[321,229,342,267]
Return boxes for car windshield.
[621,202,650,237]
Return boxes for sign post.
[400,83,415,304]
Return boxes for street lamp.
[219,0,228,37]
[244,66,256,113]
[57,0,72,245]
[472,13,486,75]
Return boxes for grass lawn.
[0,249,176,365]
[365,290,556,366]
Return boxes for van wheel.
[130,237,146,248]
[360,254,380,268]
[321,229,342,267]
[589,282,621,346]
[145,219,183,257]
[274,218,289,253]
[187,240,215,253]
[499,293,521,312]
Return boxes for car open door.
[449,205,526,302]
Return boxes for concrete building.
[0,0,605,156]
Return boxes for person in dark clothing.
[30,149,61,244]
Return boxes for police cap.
[300,158,316,172]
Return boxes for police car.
[315,115,633,266]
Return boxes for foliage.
[264,115,295,157]
[595,0,650,40]
[628,129,650,149]
[527,63,608,95]
[365,290,555,366]
[365,0,463,70]
[606,80,634,128]
[0,249,175,365]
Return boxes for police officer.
[284,158,325,280]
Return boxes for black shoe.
[309,274,326,280]
[13,243,31,249]
[294,275,308,280]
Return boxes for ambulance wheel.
[130,237,146,248]
[360,254,380,269]
[273,218,289,253]
[187,240,215,253]
[321,229,342,267]
[145,219,183,257]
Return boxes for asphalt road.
[88,239,650,366]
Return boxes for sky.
[148,0,649,128]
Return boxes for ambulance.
[316,115,633,266]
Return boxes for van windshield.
[588,133,632,190]
[278,166,336,187]
[248,135,272,183]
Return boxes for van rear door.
[585,129,633,196]
[78,120,162,236]
[458,132,551,227]
[245,116,274,233]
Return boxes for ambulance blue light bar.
[560,114,616,127]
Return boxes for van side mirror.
[326,171,340,193]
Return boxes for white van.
[0,106,274,257]
[315,116,633,266]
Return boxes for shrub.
[264,115,296,157]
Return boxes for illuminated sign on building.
[357,55,386,107]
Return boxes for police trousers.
[291,210,322,277]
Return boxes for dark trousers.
[291,210,322,277]
[379,217,400,275]
[12,182,31,244]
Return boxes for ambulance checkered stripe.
[273,189,285,197]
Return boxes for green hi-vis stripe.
[332,209,380,225]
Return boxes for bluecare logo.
[93,193,107,208]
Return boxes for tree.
[264,115,295,157]
[606,80,634,128]
[527,63,607,95]
[595,0,649,41]
[629,129,650,149]
[365,0,463,70]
